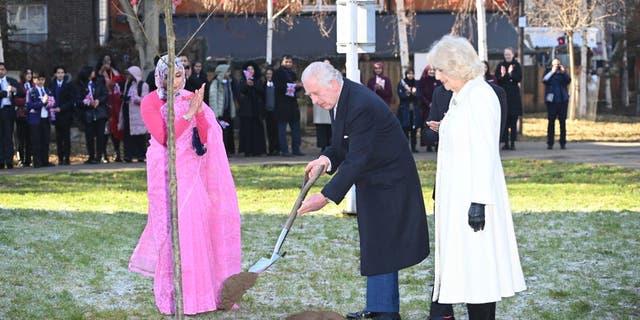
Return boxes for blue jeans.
[278,119,301,154]
[365,272,399,312]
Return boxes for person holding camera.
[542,58,571,150]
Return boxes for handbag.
[192,127,207,156]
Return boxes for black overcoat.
[494,60,523,116]
[272,67,300,122]
[321,79,429,276]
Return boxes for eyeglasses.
[184,66,191,70]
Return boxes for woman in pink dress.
[129,55,241,315]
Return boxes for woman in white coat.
[425,35,526,320]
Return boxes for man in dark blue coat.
[298,61,429,320]
[542,58,571,149]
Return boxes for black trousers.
[85,118,107,161]
[0,107,16,165]
[219,115,235,155]
[29,119,51,166]
[546,102,568,147]
[55,122,71,162]
[264,111,279,154]
[15,116,31,165]
[502,114,519,146]
[430,300,496,320]
[403,126,418,151]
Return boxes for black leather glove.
[468,202,485,232]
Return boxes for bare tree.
[118,0,160,74]
[447,0,510,60]
[527,0,617,120]
[395,0,410,71]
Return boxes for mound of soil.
[219,272,259,310]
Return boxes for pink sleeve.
[194,110,209,144]
[141,92,210,145]
[141,93,167,145]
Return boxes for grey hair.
[301,61,343,88]
[425,35,484,82]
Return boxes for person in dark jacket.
[49,66,76,165]
[263,67,279,155]
[418,65,441,151]
[273,55,304,156]
[396,69,421,153]
[237,61,266,157]
[298,61,429,320]
[494,47,523,150]
[26,71,55,168]
[0,62,26,169]
[542,58,571,149]
[76,66,109,164]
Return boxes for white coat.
[433,76,526,304]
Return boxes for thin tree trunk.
[579,28,588,119]
[143,0,160,73]
[598,17,612,109]
[476,0,488,61]
[0,26,4,63]
[621,11,629,107]
[568,32,577,120]
[162,0,184,318]
[395,0,410,72]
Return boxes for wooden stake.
[162,0,184,318]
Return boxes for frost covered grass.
[0,161,638,319]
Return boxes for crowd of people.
[0,47,570,170]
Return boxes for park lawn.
[0,160,638,319]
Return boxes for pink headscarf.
[154,54,185,101]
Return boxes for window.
[301,0,383,13]
[7,4,48,42]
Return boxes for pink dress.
[129,90,241,315]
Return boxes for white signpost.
[336,0,376,214]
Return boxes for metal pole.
[517,0,525,135]
[266,0,274,65]
[343,0,359,214]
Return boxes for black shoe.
[292,151,305,156]
[560,144,566,150]
[426,146,433,152]
[5,162,13,169]
[62,160,71,165]
[43,162,55,167]
[502,144,510,151]
[547,144,553,150]
[114,156,123,163]
[510,142,515,150]
[280,152,293,157]
[412,148,419,153]
[346,311,401,320]
[137,158,146,163]
[124,158,133,163]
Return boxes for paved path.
[1,140,639,176]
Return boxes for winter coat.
[494,60,523,116]
[433,76,526,303]
[321,79,429,276]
